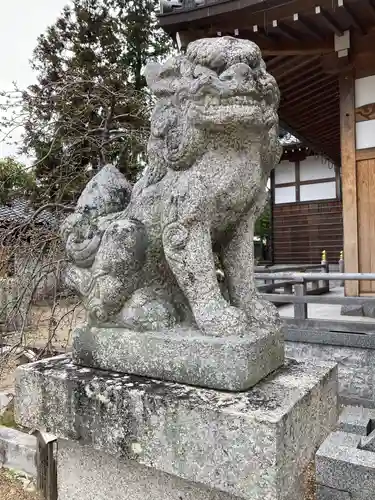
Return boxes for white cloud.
[0,0,69,158]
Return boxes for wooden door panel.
[357,157,375,294]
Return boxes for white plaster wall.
[274,160,295,184]
[356,121,375,150]
[274,186,296,204]
[299,157,335,181]
[355,75,375,107]
[355,75,375,150]
[300,181,336,202]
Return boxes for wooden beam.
[356,147,375,161]
[293,13,325,41]
[276,56,320,82]
[312,127,340,142]
[339,71,359,296]
[338,0,367,35]
[315,132,340,143]
[270,56,303,78]
[289,103,339,125]
[352,27,375,55]
[280,65,327,93]
[321,52,354,74]
[353,50,375,79]
[278,61,323,90]
[252,25,280,42]
[283,76,336,105]
[272,20,301,41]
[258,38,333,56]
[266,55,286,71]
[298,111,339,129]
[367,0,375,19]
[287,97,338,118]
[284,90,339,116]
[315,6,344,36]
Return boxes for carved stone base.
[15,356,338,500]
[72,325,284,391]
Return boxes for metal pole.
[254,272,375,281]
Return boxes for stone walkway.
[278,287,375,323]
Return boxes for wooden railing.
[255,272,375,333]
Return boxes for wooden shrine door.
[357,154,375,295]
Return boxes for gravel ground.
[0,470,39,500]
[304,462,317,500]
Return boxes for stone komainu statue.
[61,37,282,337]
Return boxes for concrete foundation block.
[0,426,36,476]
[285,340,375,407]
[362,302,375,318]
[341,305,363,317]
[58,439,238,500]
[316,431,375,500]
[338,406,375,436]
[15,355,338,500]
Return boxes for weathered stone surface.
[341,305,363,317]
[362,302,375,318]
[285,341,375,406]
[316,431,375,500]
[15,355,338,500]
[338,406,375,436]
[58,440,240,500]
[359,428,375,452]
[72,324,284,390]
[316,485,352,500]
[0,426,37,476]
[59,36,284,389]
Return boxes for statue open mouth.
[189,92,277,129]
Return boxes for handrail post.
[323,261,329,291]
[321,250,329,291]
[339,250,344,287]
[294,281,307,319]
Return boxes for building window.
[273,156,338,205]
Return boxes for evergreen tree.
[0,158,36,204]
[8,0,172,205]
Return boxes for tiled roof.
[0,199,58,227]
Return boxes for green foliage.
[0,397,16,429]
[3,0,172,205]
[0,158,36,205]
[254,199,271,242]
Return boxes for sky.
[0,0,69,158]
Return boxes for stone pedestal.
[72,324,284,391]
[15,355,338,500]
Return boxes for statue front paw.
[246,296,281,329]
[194,299,250,337]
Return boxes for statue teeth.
[205,95,220,106]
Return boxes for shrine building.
[159,0,375,297]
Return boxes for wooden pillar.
[353,50,375,296]
[340,41,375,296]
[339,70,359,296]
